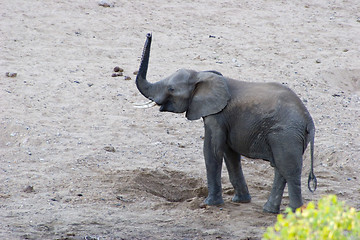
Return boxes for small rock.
[98,0,114,7]
[114,66,124,72]
[232,58,241,67]
[315,59,322,63]
[223,188,235,195]
[116,195,132,202]
[87,83,94,87]
[199,202,208,209]
[133,70,139,75]
[5,72,17,78]
[194,55,206,61]
[124,76,131,80]
[112,72,123,77]
[23,185,34,193]
[10,132,17,137]
[343,49,349,52]
[51,194,62,201]
[177,143,186,148]
[104,146,116,152]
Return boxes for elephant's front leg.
[203,117,225,206]
[224,148,251,203]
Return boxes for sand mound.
[320,69,360,93]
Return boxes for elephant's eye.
[168,87,175,93]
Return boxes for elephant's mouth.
[159,101,178,112]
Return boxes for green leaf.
[263,195,360,240]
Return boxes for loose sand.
[1,0,359,239]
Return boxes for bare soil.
[1,0,359,239]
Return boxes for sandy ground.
[1,0,360,239]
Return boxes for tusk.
[133,100,153,105]
[133,100,157,109]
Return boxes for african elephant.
[135,33,317,213]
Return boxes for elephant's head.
[135,33,231,120]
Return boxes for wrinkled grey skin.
[135,33,317,213]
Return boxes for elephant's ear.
[186,72,231,120]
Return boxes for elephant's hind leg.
[265,136,304,213]
[263,168,286,213]
[287,173,303,211]
[224,148,251,203]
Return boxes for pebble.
[199,202,208,209]
[112,72,123,77]
[114,66,124,72]
[316,59,322,63]
[232,58,241,67]
[23,185,34,193]
[104,146,116,152]
[98,0,114,7]
[5,72,17,78]
[177,143,186,148]
[124,76,131,80]
[116,195,132,202]
[133,70,139,75]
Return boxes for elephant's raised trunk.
[136,33,156,100]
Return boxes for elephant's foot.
[289,203,303,213]
[204,195,224,206]
[232,194,251,203]
[263,200,280,214]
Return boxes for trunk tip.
[146,32,152,38]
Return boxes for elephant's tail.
[307,125,317,192]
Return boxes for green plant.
[263,195,360,240]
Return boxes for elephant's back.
[224,79,313,159]
[226,80,310,119]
